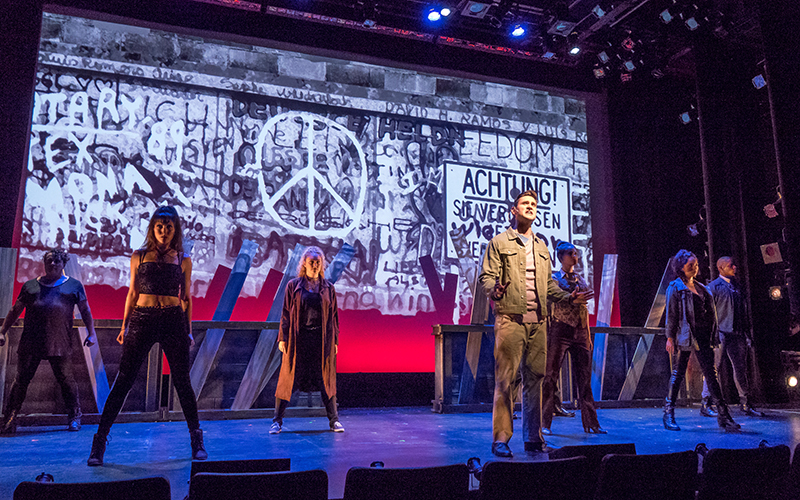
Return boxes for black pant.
[702,332,751,403]
[4,352,79,416]
[273,327,338,425]
[666,345,725,406]
[98,306,199,436]
[273,393,339,425]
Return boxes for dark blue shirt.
[17,277,86,356]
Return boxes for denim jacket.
[479,227,571,317]
[665,277,719,349]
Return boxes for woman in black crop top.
[269,246,343,434]
[88,206,207,466]
[662,249,739,432]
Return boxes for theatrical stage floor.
[2,406,800,499]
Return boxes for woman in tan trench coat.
[269,246,343,433]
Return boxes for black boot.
[87,433,107,466]
[67,408,82,432]
[190,429,208,460]
[700,397,718,417]
[663,406,680,431]
[740,398,766,417]
[716,404,741,431]
[0,410,18,436]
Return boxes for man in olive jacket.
[479,190,592,457]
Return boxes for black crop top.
[137,254,183,297]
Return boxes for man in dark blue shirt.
[701,257,764,417]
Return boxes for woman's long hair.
[143,205,184,257]
[297,246,326,280]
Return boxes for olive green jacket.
[479,227,571,316]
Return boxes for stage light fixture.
[363,19,377,27]
[770,286,784,301]
[789,375,798,388]
[679,111,692,125]
[566,31,581,56]
[620,72,632,83]
[660,9,673,23]
[685,16,699,30]
[651,68,665,78]
[622,60,635,71]
[598,50,610,63]
[441,7,451,16]
[592,5,606,18]
[510,24,526,37]
[593,67,606,79]
[427,8,443,22]
[542,50,556,59]
[752,74,767,89]
[621,36,635,51]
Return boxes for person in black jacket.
[663,250,739,432]
[700,257,764,417]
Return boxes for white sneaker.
[331,421,345,433]
[269,422,282,434]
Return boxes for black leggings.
[98,306,199,436]
[5,352,79,415]
[666,345,725,406]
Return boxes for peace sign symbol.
[253,111,367,238]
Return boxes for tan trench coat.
[275,277,339,401]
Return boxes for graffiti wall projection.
[17,12,593,372]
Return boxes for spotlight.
[752,74,767,89]
[770,286,784,301]
[623,60,636,71]
[427,8,442,22]
[621,36,635,51]
[592,5,606,18]
[685,16,699,30]
[440,7,451,16]
[660,9,673,23]
[789,375,798,388]
[679,111,692,125]
[598,50,610,63]
[510,24,526,37]
[593,67,606,79]
[567,31,580,56]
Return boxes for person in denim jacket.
[662,249,740,432]
[479,190,592,457]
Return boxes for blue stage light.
[660,9,673,24]
[511,24,526,37]
[685,16,699,30]
[427,9,442,22]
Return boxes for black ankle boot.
[0,410,18,435]
[87,433,107,466]
[67,408,82,432]
[663,407,680,431]
[190,429,208,460]
[716,404,741,431]
[700,397,718,417]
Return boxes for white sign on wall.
[445,161,572,260]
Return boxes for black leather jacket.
[665,278,719,349]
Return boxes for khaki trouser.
[492,314,547,444]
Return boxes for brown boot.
[190,429,208,460]
[0,410,18,436]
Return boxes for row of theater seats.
[13,441,800,500]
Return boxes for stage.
[1,405,799,500]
